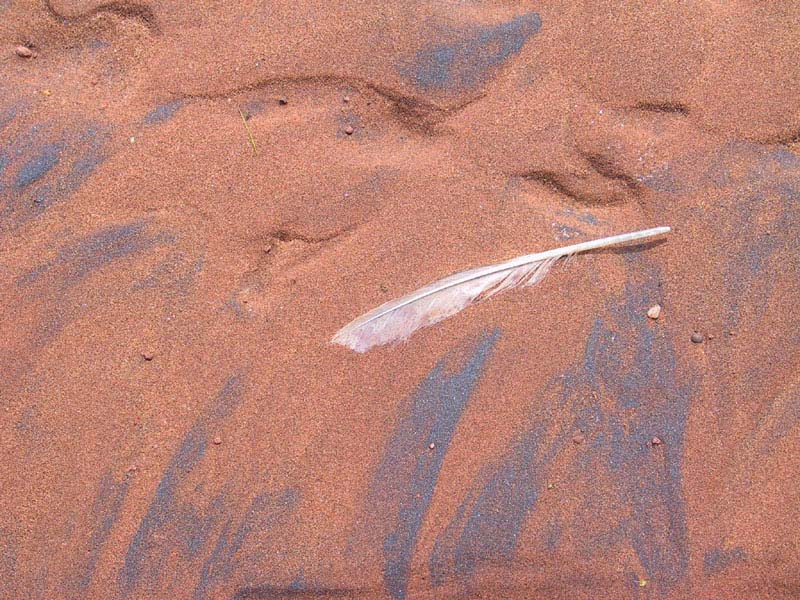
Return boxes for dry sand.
[1,1,799,598]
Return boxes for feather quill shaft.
[333,226,670,352]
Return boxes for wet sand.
[1,2,799,598]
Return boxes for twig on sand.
[239,109,257,155]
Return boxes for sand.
[1,1,799,598]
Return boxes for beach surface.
[1,2,799,598]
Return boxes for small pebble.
[691,331,705,344]
[344,125,354,135]
[428,442,435,450]
[707,333,715,340]
[15,45,33,58]
[651,436,663,446]
[343,96,350,103]
[278,96,288,105]
[213,436,222,445]
[647,304,661,319]
[127,464,138,473]
[141,351,154,361]
[572,433,584,444]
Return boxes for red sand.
[1,2,799,598]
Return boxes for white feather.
[332,226,670,352]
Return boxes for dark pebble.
[651,436,663,446]
[691,332,705,344]
[142,352,154,361]
[278,97,288,105]
[572,433,584,444]
[344,125,354,135]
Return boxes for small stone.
[572,433,584,444]
[647,304,661,319]
[547,483,554,490]
[41,89,51,97]
[428,442,435,450]
[691,331,705,344]
[15,45,33,58]
[638,578,648,588]
[344,125,354,135]
[278,96,288,105]
[651,436,663,446]
[379,283,388,293]
[213,436,222,445]
[127,464,138,473]
[707,333,715,340]
[141,352,154,361]
[343,96,350,103]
